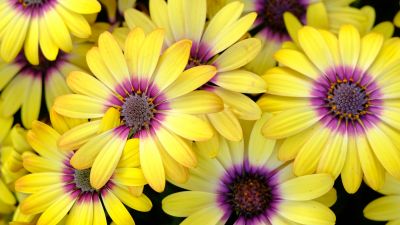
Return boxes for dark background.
[102,0,400,224]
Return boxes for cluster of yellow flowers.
[0,0,400,224]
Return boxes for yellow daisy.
[15,120,151,225]
[163,113,336,225]
[124,0,266,156]
[0,0,101,64]
[0,42,91,129]
[261,24,400,193]
[364,174,400,224]
[54,28,223,192]
[206,0,369,75]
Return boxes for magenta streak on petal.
[112,125,130,139]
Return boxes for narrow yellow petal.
[263,107,321,139]
[0,12,29,62]
[213,70,266,94]
[0,179,16,205]
[213,38,261,72]
[39,18,58,60]
[101,189,135,225]
[137,29,164,82]
[21,76,42,128]
[90,128,129,189]
[278,126,315,161]
[278,201,335,225]
[263,67,312,97]
[58,0,101,14]
[24,17,39,65]
[293,127,331,175]
[180,205,224,225]
[93,196,107,225]
[280,174,334,201]
[164,65,217,99]
[207,109,242,141]
[86,47,119,91]
[283,12,302,45]
[341,136,362,194]
[124,27,146,76]
[58,120,101,151]
[248,113,276,166]
[139,134,165,192]
[98,32,129,85]
[167,90,223,115]
[156,125,197,168]
[162,113,213,141]
[364,196,400,221]
[356,32,384,72]
[113,168,147,186]
[53,94,107,118]
[152,39,192,92]
[111,185,152,212]
[317,132,348,178]
[66,197,93,225]
[338,24,360,70]
[44,9,72,53]
[124,8,157,33]
[298,26,333,74]
[274,49,320,80]
[37,193,76,225]
[306,3,329,29]
[257,95,309,114]
[55,5,91,38]
[20,185,64,215]
[15,173,61,193]
[162,191,216,217]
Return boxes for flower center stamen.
[228,174,272,218]
[19,0,45,7]
[258,0,306,35]
[74,169,96,192]
[326,79,369,121]
[121,93,155,135]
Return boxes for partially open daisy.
[124,0,266,156]
[0,0,101,64]
[163,113,336,225]
[0,42,91,129]
[261,25,400,193]
[15,120,151,225]
[54,28,223,192]
[364,174,400,224]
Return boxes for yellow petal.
[37,193,76,225]
[124,27,146,76]
[298,26,333,74]
[280,174,334,201]
[124,8,157,33]
[180,205,224,225]
[278,126,315,161]
[356,32,384,72]
[162,113,213,141]
[98,32,129,85]
[86,47,119,91]
[53,94,107,118]
[274,48,320,80]
[139,134,165,192]
[213,38,261,72]
[263,67,312,97]
[164,65,217,99]
[278,201,335,225]
[113,168,147,186]
[58,0,101,14]
[293,127,331,175]
[15,173,61,193]
[0,12,29,62]
[21,76,42,128]
[58,120,101,151]
[90,128,129,189]
[156,125,197,168]
[263,107,321,139]
[338,24,360,71]
[162,191,216,217]
[306,3,329,29]
[152,39,191,92]
[137,29,164,82]
[55,4,91,38]
[44,9,72,53]
[66,197,93,225]
[364,196,400,221]
[207,109,242,141]
[24,17,39,65]
[167,90,223,115]
[317,132,348,178]
[366,124,400,180]
[341,136,362,194]
[0,179,16,205]
[39,16,58,60]
[101,189,135,225]
[111,185,152,212]
[213,70,266,94]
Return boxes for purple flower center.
[326,79,369,120]
[73,169,96,193]
[256,0,307,36]
[19,0,46,7]
[121,93,155,135]
[229,175,272,217]
[218,163,279,221]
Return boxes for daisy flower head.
[0,42,92,129]
[206,0,369,75]
[15,119,151,225]
[54,28,223,192]
[162,113,336,225]
[364,174,400,224]
[0,0,101,64]
[261,24,400,193]
[124,0,266,156]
